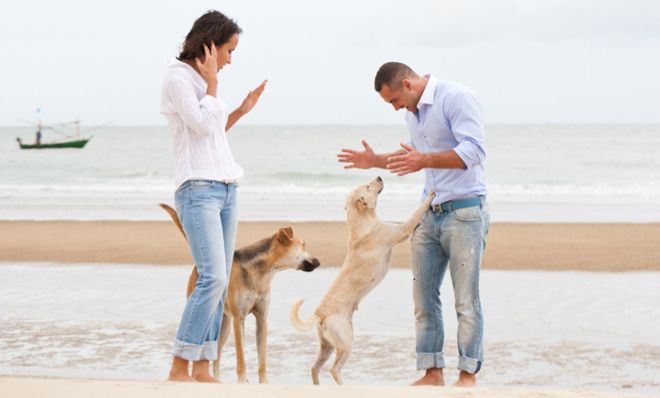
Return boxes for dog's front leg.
[233,315,249,383]
[213,312,232,379]
[398,192,435,242]
[255,310,269,384]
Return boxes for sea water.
[0,264,658,393]
[2,124,660,222]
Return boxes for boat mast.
[37,108,42,134]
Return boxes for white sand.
[0,376,654,398]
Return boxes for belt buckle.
[432,200,455,213]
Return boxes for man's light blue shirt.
[405,75,487,206]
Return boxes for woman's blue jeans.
[171,179,238,361]
[411,200,489,374]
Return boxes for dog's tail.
[290,299,320,332]
[159,203,187,241]
[160,203,197,299]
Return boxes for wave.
[245,171,377,184]
[3,180,660,200]
[489,182,660,203]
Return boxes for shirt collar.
[417,74,437,110]
[172,58,207,87]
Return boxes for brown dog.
[160,203,320,383]
[289,177,434,384]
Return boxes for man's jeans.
[411,199,489,374]
[171,179,238,361]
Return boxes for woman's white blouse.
[160,59,243,189]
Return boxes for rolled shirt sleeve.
[445,91,486,169]
[164,77,225,137]
[406,139,417,150]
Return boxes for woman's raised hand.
[195,43,219,85]
[238,80,268,116]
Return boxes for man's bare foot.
[453,370,476,387]
[168,356,196,382]
[411,368,444,386]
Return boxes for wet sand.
[1,221,659,271]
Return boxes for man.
[337,62,489,387]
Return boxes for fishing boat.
[16,118,98,150]
[16,137,90,149]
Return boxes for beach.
[3,220,660,395]
[2,125,660,395]
[1,220,659,271]
[3,0,660,394]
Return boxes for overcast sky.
[1,0,659,126]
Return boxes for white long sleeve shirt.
[160,59,244,189]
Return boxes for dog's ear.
[356,196,368,212]
[277,226,294,243]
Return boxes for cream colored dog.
[160,204,320,384]
[290,177,434,384]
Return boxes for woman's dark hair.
[177,10,242,61]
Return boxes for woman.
[160,10,266,382]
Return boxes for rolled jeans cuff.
[458,356,482,374]
[172,339,218,361]
[416,352,445,370]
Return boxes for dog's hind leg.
[311,333,334,385]
[330,344,352,385]
[213,312,232,379]
[323,316,353,385]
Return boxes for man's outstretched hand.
[387,143,427,176]
[337,140,377,169]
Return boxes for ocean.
[2,124,660,222]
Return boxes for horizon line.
[2,122,660,128]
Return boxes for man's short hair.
[374,62,417,92]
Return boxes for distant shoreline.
[1,220,659,271]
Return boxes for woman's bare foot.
[192,373,221,383]
[192,360,221,383]
[168,372,196,382]
[168,357,196,382]
[411,368,444,386]
[453,370,476,387]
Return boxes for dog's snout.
[300,258,321,272]
[375,176,384,193]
